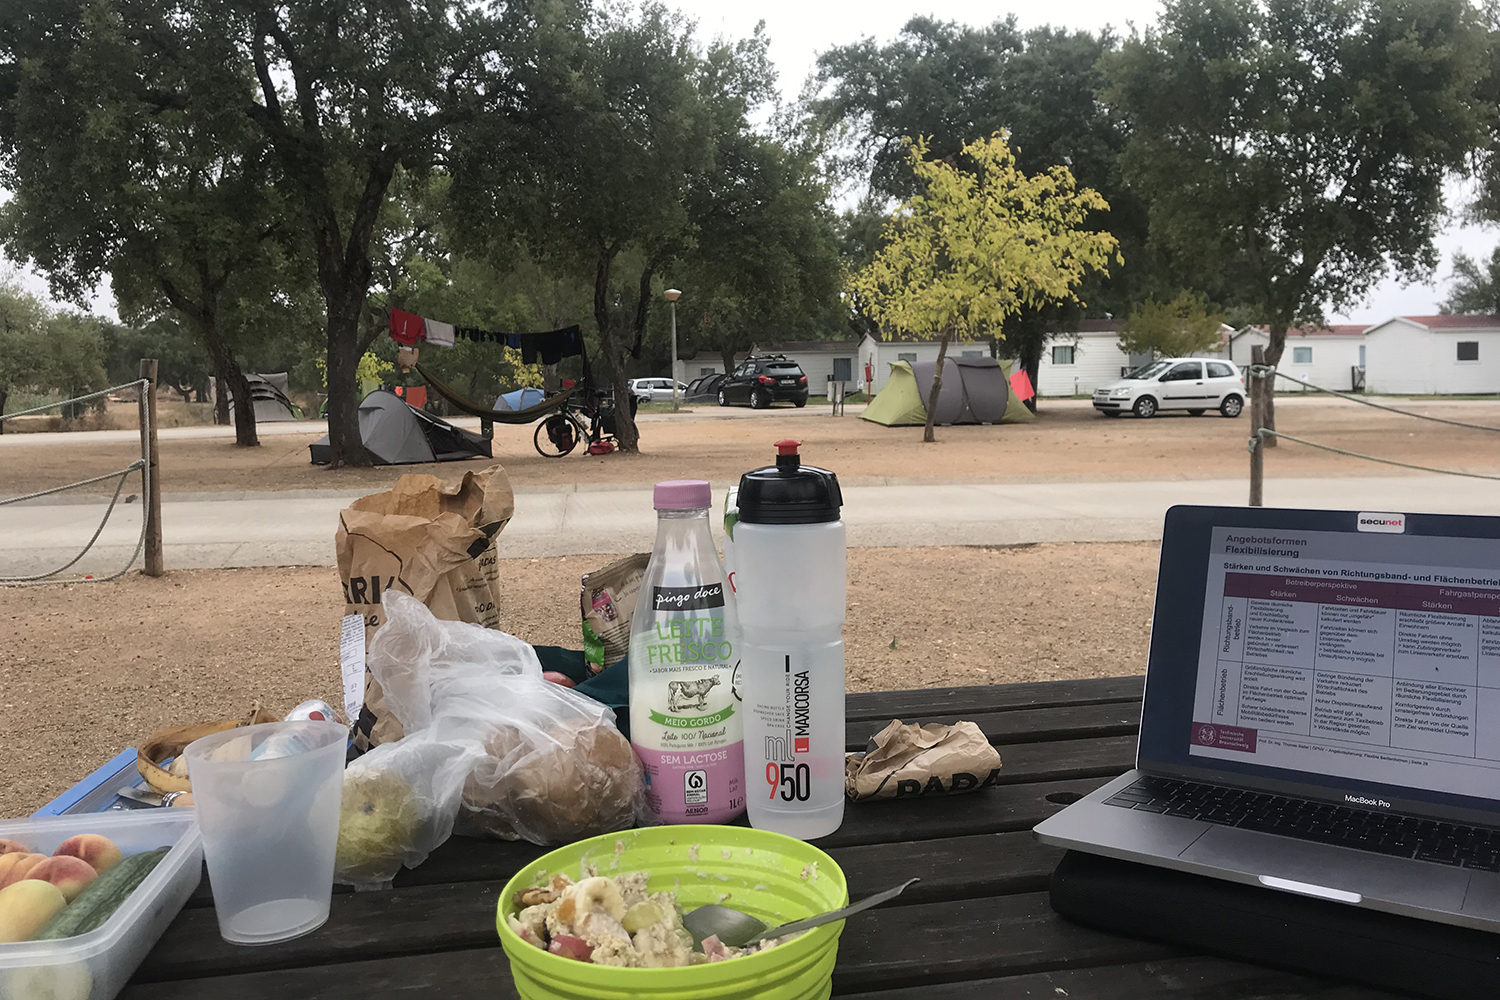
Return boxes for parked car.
[628,377,689,403]
[1092,358,1245,418]
[683,373,725,401]
[717,355,810,409]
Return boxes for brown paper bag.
[339,465,515,749]
[844,719,1002,801]
[580,553,650,673]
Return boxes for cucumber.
[35,847,170,940]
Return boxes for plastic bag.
[367,592,644,846]
[335,735,482,890]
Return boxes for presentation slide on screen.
[1189,527,1500,800]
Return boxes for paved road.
[3,474,1493,579]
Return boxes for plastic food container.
[496,825,848,1000]
[0,810,202,1000]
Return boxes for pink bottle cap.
[653,480,712,509]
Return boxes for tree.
[0,277,48,430]
[1441,249,1500,314]
[453,6,768,452]
[849,133,1119,442]
[0,0,315,446]
[815,18,1147,391]
[1119,291,1226,359]
[1103,0,1490,440]
[675,125,844,379]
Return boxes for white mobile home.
[1363,315,1500,395]
[1035,319,1240,396]
[674,340,864,396]
[1225,324,1368,392]
[855,334,993,393]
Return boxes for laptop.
[1035,504,1500,931]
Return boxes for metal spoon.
[682,877,919,949]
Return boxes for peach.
[0,840,31,856]
[0,853,45,890]
[0,879,67,942]
[53,834,122,875]
[25,855,98,902]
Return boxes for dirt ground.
[0,541,1155,816]
[6,396,1500,499]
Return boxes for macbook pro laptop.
[1035,504,1500,930]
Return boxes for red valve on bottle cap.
[775,440,800,456]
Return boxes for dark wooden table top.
[121,676,1395,999]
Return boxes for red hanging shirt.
[389,308,426,345]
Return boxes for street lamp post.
[664,288,682,412]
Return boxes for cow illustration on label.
[667,675,720,713]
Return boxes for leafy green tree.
[99,0,525,464]
[1441,248,1500,314]
[100,317,211,403]
[1119,291,1226,359]
[454,6,771,452]
[815,18,1146,391]
[0,278,48,429]
[850,133,1119,442]
[39,311,110,419]
[1103,0,1491,438]
[0,0,310,446]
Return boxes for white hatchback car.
[628,378,689,403]
[1092,358,1246,418]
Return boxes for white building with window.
[1362,315,1500,395]
[855,334,992,393]
[1035,319,1239,396]
[1223,324,1368,391]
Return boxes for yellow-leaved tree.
[850,133,1121,442]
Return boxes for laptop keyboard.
[1105,775,1500,871]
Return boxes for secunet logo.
[1357,512,1406,534]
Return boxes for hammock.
[415,362,574,424]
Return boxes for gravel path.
[1,541,1155,816]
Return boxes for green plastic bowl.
[496,825,849,1000]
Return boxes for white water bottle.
[733,441,845,840]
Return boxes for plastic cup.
[184,721,347,946]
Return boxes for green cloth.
[533,645,632,740]
[859,361,929,426]
[997,359,1036,423]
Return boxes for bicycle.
[533,384,638,458]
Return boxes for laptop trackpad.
[1180,826,1470,910]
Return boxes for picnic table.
[116,675,1396,999]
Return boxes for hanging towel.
[424,319,455,348]
[389,308,426,345]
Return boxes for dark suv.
[717,355,809,409]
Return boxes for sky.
[8,0,1496,325]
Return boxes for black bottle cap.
[736,440,842,524]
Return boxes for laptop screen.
[1140,506,1500,823]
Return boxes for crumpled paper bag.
[338,465,515,750]
[845,719,1003,801]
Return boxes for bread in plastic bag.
[367,591,644,846]
[335,735,483,890]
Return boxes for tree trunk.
[592,248,645,453]
[194,314,259,447]
[0,387,7,434]
[324,303,370,466]
[214,377,230,424]
[720,347,738,375]
[1021,340,1042,414]
[1261,322,1289,447]
[922,331,953,444]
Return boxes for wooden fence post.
[1249,345,1265,507]
[139,359,164,576]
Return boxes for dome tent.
[861,358,1033,427]
[309,390,492,465]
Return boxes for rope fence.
[1245,352,1500,505]
[0,372,159,585]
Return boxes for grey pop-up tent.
[229,372,304,423]
[309,390,492,465]
[863,356,1026,427]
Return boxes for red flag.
[1009,367,1035,402]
